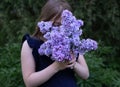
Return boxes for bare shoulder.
[21,40,35,67]
[22,40,32,51]
[21,40,32,57]
[22,40,29,48]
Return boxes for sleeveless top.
[22,34,78,87]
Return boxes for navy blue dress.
[22,34,77,87]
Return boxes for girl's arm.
[21,40,72,87]
[73,54,89,80]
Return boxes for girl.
[21,0,89,87]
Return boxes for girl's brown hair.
[32,0,72,40]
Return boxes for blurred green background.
[0,0,120,87]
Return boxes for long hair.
[32,0,72,40]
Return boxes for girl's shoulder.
[21,33,43,49]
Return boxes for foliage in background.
[0,43,24,87]
[77,46,120,87]
[0,0,120,87]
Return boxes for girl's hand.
[53,53,76,71]
[68,57,76,69]
[68,53,76,69]
[53,61,69,71]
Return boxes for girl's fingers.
[67,61,76,69]
[68,58,76,64]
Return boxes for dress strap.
[22,33,43,49]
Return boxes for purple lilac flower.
[44,48,52,56]
[38,43,46,55]
[79,39,98,54]
[77,19,84,27]
[52,45,71,62]
[72,34,81,46]
[43,32,51,40]
[38,10,98,62]
[37,21,52,34]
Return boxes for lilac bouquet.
[37,10,98,62]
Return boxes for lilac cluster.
[37,10,98,62]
